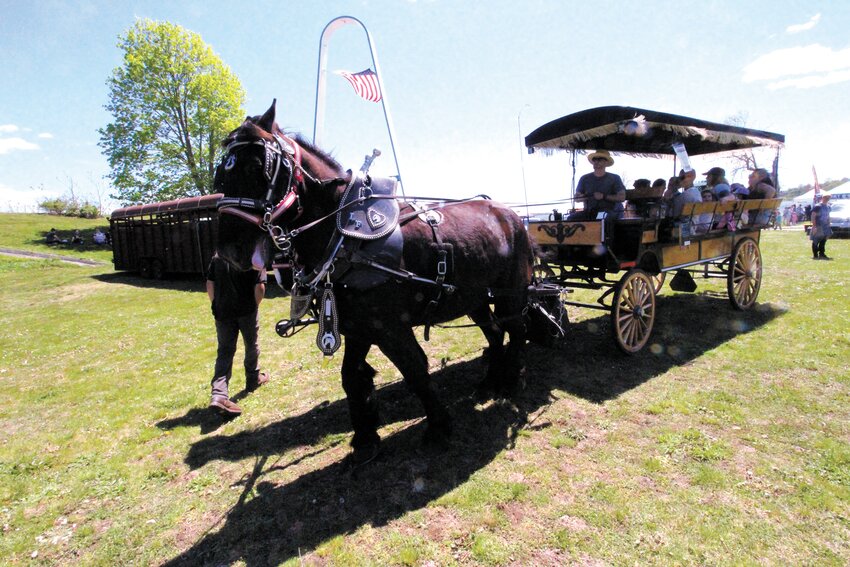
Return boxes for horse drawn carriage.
[522,106,784,353]
[211,101,783,460]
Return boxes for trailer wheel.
[151,260,164,280]
[611,269,656,354]
[139,259,152,279]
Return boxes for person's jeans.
[211,310,260,398]
[812,238,827,258]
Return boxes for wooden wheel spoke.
[612,270,656,353]
[728,238,762,310]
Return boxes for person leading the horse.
[573,150,626,220]
[207,256,270,416]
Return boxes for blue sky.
[1,0,849,213]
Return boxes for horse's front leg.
[341,336,381,463]
[377,326,452,447]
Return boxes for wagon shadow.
[523,291,786,403]
[162,293,784,565]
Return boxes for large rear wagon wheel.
[611,269,656,354]
[727,238,762,310]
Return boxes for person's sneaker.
[246,371,270,392]
[209,395,242,416]
[820,255,833,261]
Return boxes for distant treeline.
[782,177,849,199]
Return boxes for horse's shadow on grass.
[161,293,784,566]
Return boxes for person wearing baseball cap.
[573,150,626,219]
[703,167,730,196]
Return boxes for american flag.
[336,69,382,103]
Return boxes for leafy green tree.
[99,19,245,204]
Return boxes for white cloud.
[38,132,54,139]
[766,69,850,90]
[0,183,55,212]
[0,124,20,133]
[0,137,39,154]
[786,13,821,34]
[742,44,850,89]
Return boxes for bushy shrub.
[39,198,68,215]
[37,197,101,218]
[79,203,100,219]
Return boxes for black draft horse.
[214,101,534,462]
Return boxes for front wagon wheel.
[611,269,656,354]
[727,238,762,310]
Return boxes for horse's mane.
[291,133,344,174]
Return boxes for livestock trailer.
[109,194,222,278]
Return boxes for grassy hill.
[0,213,848,565]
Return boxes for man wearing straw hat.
[574,149,626,220]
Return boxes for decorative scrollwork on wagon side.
[537,222,586,244]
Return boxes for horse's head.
[214,100,347,271]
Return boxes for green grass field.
[0,213,847,565]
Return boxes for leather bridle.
[216,133,305,248]
[216,132,351,252]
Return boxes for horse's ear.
[257,99,277,132]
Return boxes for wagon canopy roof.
[110,193,223,220]
[525,106,785,157]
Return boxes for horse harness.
[215,134,466,355]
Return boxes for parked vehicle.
[109,194,222,278]
[829,199,850,238]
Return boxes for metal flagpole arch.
[313,16,405,196]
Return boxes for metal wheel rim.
[613,270,656,354]
[728,239,762,310]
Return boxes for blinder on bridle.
[216,132,304,239]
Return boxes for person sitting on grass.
[93,228,107,245]
[45,228,61,245]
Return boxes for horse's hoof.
[350,442,381,467]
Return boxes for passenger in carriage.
[714,187,737,231]
[694,190,716,233]
[668,169,701,218]
[747,168,777,199]
[732,184,750,225]
[572,150,626,220]
[747,168,777,226]
[632,178,651,192]
[703,167,730,196]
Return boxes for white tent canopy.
[791,182,850,205]
[792,188,819,204]
[825,181,850,198]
